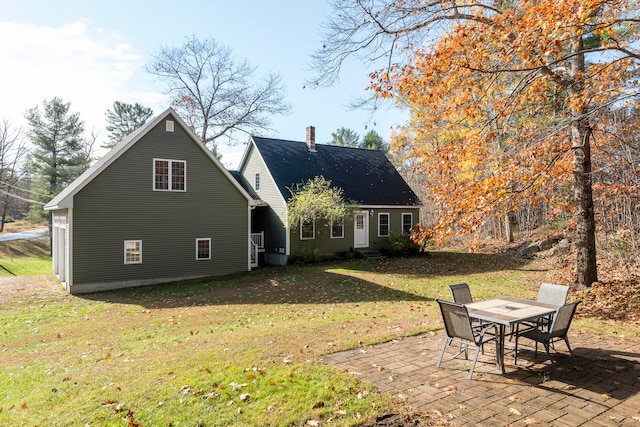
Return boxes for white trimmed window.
[154,159,186,191]
[196,238,211,260]
[330,220,344,239]
[300,218,315,240]
[254,173,260,191]
[124,240,142,264]
[378,213,390,237]
[402,213,413,235]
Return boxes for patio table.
[465,296,558,374]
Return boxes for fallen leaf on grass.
[307,421,319,427]
[313,401,324,408]
[239,393,250,401]
[180,385,191,395]
[357,390,369,399]
[229,382,247,391]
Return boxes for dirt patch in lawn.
[0,274,64,303]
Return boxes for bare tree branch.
[146,35,291,152]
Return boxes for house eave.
[44,201,72,211]
[358,204,423,209]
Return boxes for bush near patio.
[1,234,639,426]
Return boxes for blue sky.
[1,0,406,168]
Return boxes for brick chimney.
[306,126,316,152]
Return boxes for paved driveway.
[323,330,640,426]
[0,227,48,242]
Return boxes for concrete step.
[357,250,387,260]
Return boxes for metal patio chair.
[448,283,473,304]
[436,299,497,379]
[514,301,581,376]
[512,283,571,338]
[537,283,570,306]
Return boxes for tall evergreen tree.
[26,97,92,223]
[328,127,360,147]
[360,130,388,152]
[104,101,154,149]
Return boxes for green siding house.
[45,108,254,294]
[236,126,421,265]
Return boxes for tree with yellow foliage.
[313,0,639,287]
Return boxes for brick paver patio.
[322,330,640,426]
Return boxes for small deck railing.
[250,232,264,250]
[250,239,258,268]
[250,232,264,268]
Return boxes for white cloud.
[0,20,167,143]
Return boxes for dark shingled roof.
[252,136,421,206]
[229,170,268,206]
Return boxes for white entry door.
[354,211,369,248]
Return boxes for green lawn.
[0,251,636,426]
[0,238,52,277]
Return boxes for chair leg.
[468,343,482,379]
[563,336,577,364]
[437,337,449,368]
[543,341,559,377]
[514,331,519,365]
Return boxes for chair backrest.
[549,301,581,338]
[537,283,570,306]
[437,299,476,343]
[448,283,473,304]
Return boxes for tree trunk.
[504,214,514,243]
[570,38,598,288]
